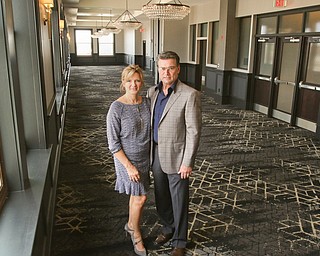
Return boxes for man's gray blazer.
[147,80,202,174]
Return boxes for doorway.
[295,37,320,131]
[253,35,320,132]
[142,40,146,70]
[253,37,276,115]
[272,36,301,124]
[199,40,207,90]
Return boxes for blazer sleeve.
[182,89,202,168]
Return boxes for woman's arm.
[114,150,141,182]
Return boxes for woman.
[106,65,150,256]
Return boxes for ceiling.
[61,0,212,27]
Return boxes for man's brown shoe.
[154,232,173,245]
[171,247,185,256]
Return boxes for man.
[147,51,202,256]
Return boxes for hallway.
[51,66,320,256]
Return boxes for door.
[253,37,276,114]
[142,40,146,69]
[199,39,207,90]
[296,37,320,132]
[272,37,301,124]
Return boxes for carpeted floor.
[51,66,320,256]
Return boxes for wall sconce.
[41,0,54,13]
[59,20,64,30]
[40,0,54,25]
[66,32,71,42]
[59,19,65,38]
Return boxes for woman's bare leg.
[128,194,147,251]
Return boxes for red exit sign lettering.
[274,0,287,7]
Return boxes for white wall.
[114,24,148,56]
[115,31,124,53]
[123,29,135,55]
[163,18,189,63]
[135,29,142,55]
[189,0,220,24]
[69,27,75,53]
[141,19,151,57]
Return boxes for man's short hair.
[157,51,180,66]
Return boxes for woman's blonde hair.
[120,65,144,93]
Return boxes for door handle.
[299,81,320,91]
[256,76,271,81]
[274,77,295,86]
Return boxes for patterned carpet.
[51,66,320,256]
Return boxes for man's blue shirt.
[153,81,176,143]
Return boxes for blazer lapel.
[159,83,181,123]
[150,89,159,121]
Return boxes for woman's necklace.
[125,94,143,129]
[125,94,140,104]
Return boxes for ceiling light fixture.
[102,11,122,35]
[91,31,103,38]
[142,0,191,20]
[92,13,122,38]
[91,18,103,38]
[103,22,122,35]
[114,0,142,30]
[91,30,103,38]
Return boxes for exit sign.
[274,0,287,7]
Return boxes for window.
[189,24,196,62]
[257,16,277,34]
[237,17,251,69]
[75,29,92,56]
[0,143,7,212]
[306,41,320,84]
[209,21,219,65]
[305,10,320,32]
[259,42,276,76]
[198,23,208,37]
[258,9,320,35]
[279,13,303,34]
[98,33,114,56]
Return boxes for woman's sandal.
[124,222,134,241]
[124,223,147,256]
[132,236,147,256]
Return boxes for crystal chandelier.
[114,0,142,30]
[91,13,122,38]
[103,12,122,35]
[91,29,111,38]
[103,25,122,35]
[91,19,103,38]
[91,31,103,38]
[142,0,191,20]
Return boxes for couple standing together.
[106,51,202,256]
